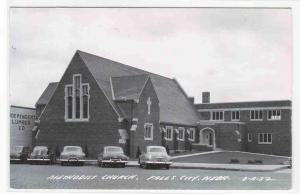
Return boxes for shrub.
[254,159,263,164]
[230,158,240,164]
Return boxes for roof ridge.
[111,74,150,79]
[76,50,173,81]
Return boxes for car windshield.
[64,147,81,152]
[33,147,48,155]
[105,147,123,153]
[12,146,23,153]
[149,147,166,153]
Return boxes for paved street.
[10,164,291,190]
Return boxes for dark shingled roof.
[195,100,292,110]
[111,74,149,101]
[77,50,199,126]
[35,82,58,106]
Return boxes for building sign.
[10,106,37,150]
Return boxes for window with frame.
[212,111,224,121]
[248,133,253,142]
[66,86,73,119]
[268,110,281,120]
[250,110,263,120]
[165,126,173,141]
[144,123,153,140]
[178,127,185,141]
[231,111,240,121]
[258,133,272,144]
[188,128,195,141]
[65,74,90,121]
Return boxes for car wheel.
[121,163,125,168]
[165,165,170,170]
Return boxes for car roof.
[104,146,122,149]
[146,146,165,149]
[63,146,82,149]
[34,146,48,149]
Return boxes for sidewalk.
[80,160,290,172]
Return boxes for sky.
[9,8,292,107]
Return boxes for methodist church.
[34,50,292,157]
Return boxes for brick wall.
[130,78,160,157]
[37,53,121,158]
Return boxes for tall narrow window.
[144,123,153,140]
[82,85,89,119]
[165,126,173,141]
[178,127,185,141]
[74,75,81,119]
[188,128,195,141]
[67,86,73,119]
[65,74,90,121]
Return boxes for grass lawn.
[172,151,290,165]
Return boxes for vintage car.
[60,146,86,166]
[98,146,129,168]
[10,146,30,163]
[27,146,54,164]
[139,146,172,169]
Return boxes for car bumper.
[59,159,86,162]
[10,158,21,161]
[27,158,51,161]
[101,160,128,164]
[145,161,172,165]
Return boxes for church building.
[35,50,291,157]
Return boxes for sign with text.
[10,106,37,151]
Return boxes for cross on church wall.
[147,97,152,115]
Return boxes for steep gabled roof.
[77,50,199,125]
[111,74,149,101]
[35,82,58,106]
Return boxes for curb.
[63,160,290,172]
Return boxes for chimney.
[202,92,210,103]
[188,97,194,104]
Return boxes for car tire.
[165,165,170,170]
[121,163,125,168]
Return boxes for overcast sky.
[9,8,292,107]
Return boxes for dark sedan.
[60,146,86,166]
[10,146,30,163]
[27,146,54,164]
[98,146,129,168]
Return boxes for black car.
[10,146,30,163]
[98,146,129,168]
[27,146,55,164]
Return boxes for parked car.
[60,146,86,166]
[10,146,30,163]
[98,146,129,168]
[139,146,172,169]
[27,146,54,164]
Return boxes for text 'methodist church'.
[34,50,291,158]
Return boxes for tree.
[55,145,60,157]
[166,145,170,154]
[84,145,89,158]
[136,146,141,158]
